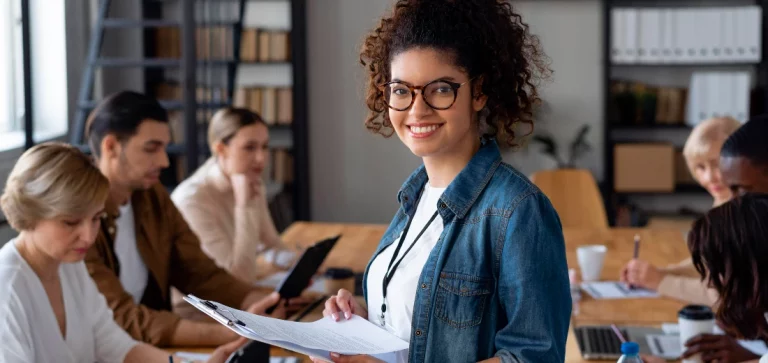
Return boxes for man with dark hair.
[83,91,297,348]
[720,115,768,195]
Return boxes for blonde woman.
[620,116,742,305]
[172,108,296,283]
[0,142,246,363]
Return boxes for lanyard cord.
[379,210,439,324]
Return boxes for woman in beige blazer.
[620,116,742,305]
[172,108,296,283]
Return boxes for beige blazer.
[171,158,291,284]
[657,258,720,306]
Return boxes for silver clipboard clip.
[184,295,247,328]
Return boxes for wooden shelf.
[240,61,292,65]
[609,123,692,130]
[611,62,760,68]
[616,184,708,196]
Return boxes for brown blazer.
[85,184,253,346]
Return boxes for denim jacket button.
[421,283,427,289]
[440,202,446,209]
[415,329,422,336]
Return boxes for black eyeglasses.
[379,78,473,111]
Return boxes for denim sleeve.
[494,192,571,363]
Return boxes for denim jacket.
[363,140,571,363]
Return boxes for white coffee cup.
[576,245,607,282]
[678,305,715,363]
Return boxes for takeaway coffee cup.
[576,245,607,282]
[678,305,715,363]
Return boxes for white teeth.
[411,125,439,134]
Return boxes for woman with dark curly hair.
[684,193,768,363]
[641,194,768,363]
[316,1,571,362]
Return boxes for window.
[0,0,24,135]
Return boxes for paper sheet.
[175,352,300,363]
[255,271,327,295]
[645,334,682,359]
[661,323,680,335]
[646,333,768,358]
[581,281,660,299]
[184,296,408,363]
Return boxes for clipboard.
[182,295,340,362]
[182,295,406,363]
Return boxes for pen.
[629,234,640,290]
[610,323,627,343]
[633,234,640,260]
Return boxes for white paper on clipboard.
[183,295,408,362]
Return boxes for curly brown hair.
[688,193,768,340]
[360,0,551,147]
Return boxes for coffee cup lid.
[325,267,354,279]
[679,305,714,320]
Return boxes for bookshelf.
[601,0,768,225]
[70,0,309,228]
[141,0,309,229]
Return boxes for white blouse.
[0,240,138,363]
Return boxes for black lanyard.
[379,210,439,326]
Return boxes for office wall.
[307,0,421,223]
[307,0,607,223]
[0,0,90,232]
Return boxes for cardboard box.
[614,143,675,192]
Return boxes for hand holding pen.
[619,234,666,290]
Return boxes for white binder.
[638,9,661,63]
[686,73,705,126]
[746,6,763,62]
[692,9,710,63]
[676,9,696,63]
[705,9,723,63]
[611,8,626,63]
[660,9,676,63]
[734,72,751,123]
[624,8,639,63]
[721,9,738,63]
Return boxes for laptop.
[574,325,669,360]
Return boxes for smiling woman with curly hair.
[315,1,571,363]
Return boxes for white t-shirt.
[114,203,149,304]
[367,183,445,361]
[0,240,138,363]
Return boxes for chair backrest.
[529,169,609,230]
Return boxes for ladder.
[71,0,247,176]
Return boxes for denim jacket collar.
[396,139,503,220]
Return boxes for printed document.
[184,295,408,362]
[581,281,660,299]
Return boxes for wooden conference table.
[170,223,690,362]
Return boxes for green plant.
[532,124,592,168]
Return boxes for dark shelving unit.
[602,0,768,225]
[71,0,311,225]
